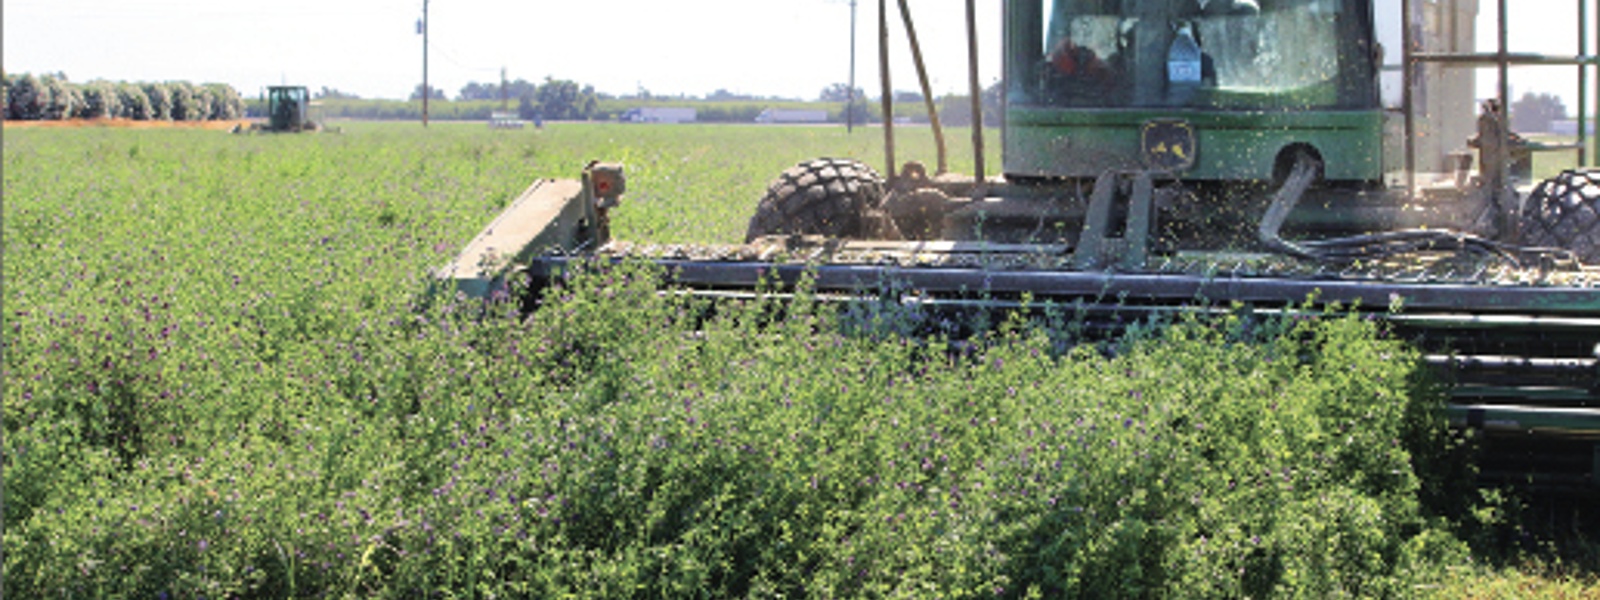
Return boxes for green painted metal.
[1446,404,1600,438]
[265,86,311,132]
[1003,107,1385,181]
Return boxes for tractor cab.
[264,85,317,132]
[1004,0,1384,183]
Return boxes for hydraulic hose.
[1256,150,1322,259]
[1256,151,1552,266]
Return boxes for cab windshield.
[1014,0,1378,110]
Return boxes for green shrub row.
[3,73,244,121]
[4,263,1467,597]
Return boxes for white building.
[621,107,697,123]
[755,108,829,124]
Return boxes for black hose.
[1255,151,1574,267]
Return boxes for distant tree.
[458,81,495,101]
[1510,91,1566,133]
[40,75,78,120]
[168,81,200,120]
[844,96,871,125]
[144,83,173,120]
[935,82,1004,128]
[8,73,44,119]
[118,83,152,120]
[584,85,600,117]
[315,86,360,100]
[194,86,221,121]
[535,77,599,120]
[205,83,244,120]
[894,90,925,103]
[707,88,754,102]
[410,84,446,101]
[819,83,864,103]
[517,94,541,121]
[76,80,121,119]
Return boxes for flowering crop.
[4,122,1482,597]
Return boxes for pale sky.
[1,1,1588,106]
[3,0,1003,101]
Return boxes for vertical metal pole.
[501,66,509,112]
[879,0,896,181]
[1497,0,1509,189]
[898,0,948,175]
[967,0,986,187]
[1579,0,1588,166]
[848,0,857,134]
[1402,0,1415,193]
[422,0,430,127]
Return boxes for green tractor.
[746,0,1598,267]
[243,85,322,133]
[442,0,1600,485]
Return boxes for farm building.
[755,108,829,124]
[621,107,697,123]
[488,111,526,129]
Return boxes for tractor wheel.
[745,158,887,242]
[1521,169,1600,263]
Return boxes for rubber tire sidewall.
[745,158,885,242]
[1521,169,1600,263]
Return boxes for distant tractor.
[240,86,322,133]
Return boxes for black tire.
[745,158,886,242]
[1521,170,1600,263]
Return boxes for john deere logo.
[1142,120,1196,171]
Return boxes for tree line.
[414,76,601,121]
[3,72,245,121]
[378,78,1001,125]
[0,70,998,125]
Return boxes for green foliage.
[7,73,45,119]
[75,80,121,119]
[0,73,241,122]
[116,83,153,120]
[145,83,174,120]
[0,122,1522,598]
[40,75,80,120]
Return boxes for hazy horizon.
[3,1,1590,106]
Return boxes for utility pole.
[847,0,858,133]
[421,0,429,127]
[501,66,509,111]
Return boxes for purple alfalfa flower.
[198,539,209,552]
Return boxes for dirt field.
[2,118,250,130]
